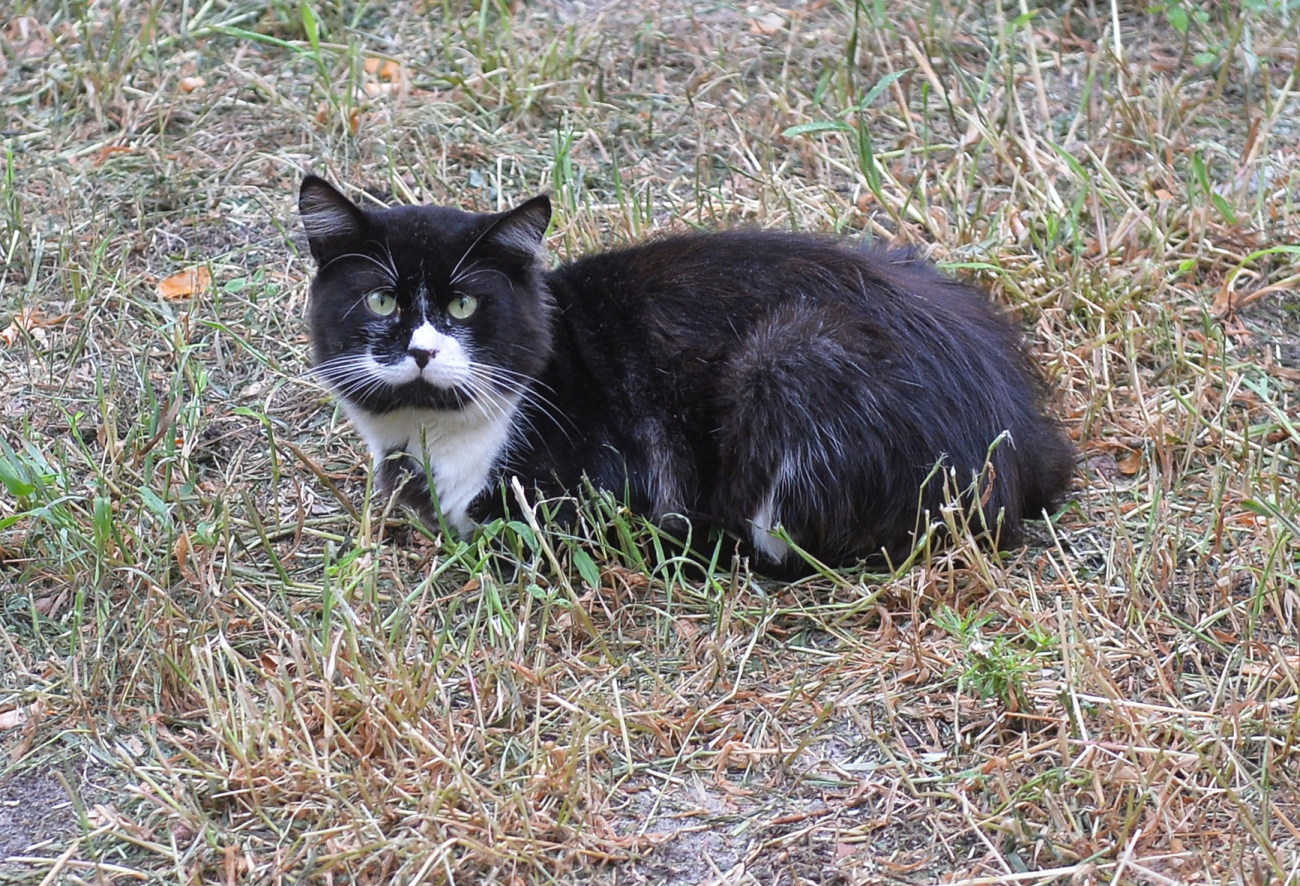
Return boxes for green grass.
[2,0,1300,882]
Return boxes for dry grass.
[2,0,1299,883]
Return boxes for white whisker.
[320,250,400,285]
[467,362,574,443]
[448,225,502,286]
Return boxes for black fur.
[300,176,1074,570]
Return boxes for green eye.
[366,290,397,316]
[448,294,478,320]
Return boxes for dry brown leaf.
[0,316,29,347]
[0,308,64,347]
[158,267,212,299]
[260,650,287,674]
[1116,450,1142,476]
[5,16,52,60]
[1007,208,1029,242]
[86,804,116,828]
[363,57,404,81]
[1240,655,1300,679]
[174,530,199,584]
[0,702,42,731]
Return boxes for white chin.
[421,368,465,388]
[370,357,420,386]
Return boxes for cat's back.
[559,228,1012,316]
[547,229,1014,363]
[552,229,880,313]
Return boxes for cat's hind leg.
[710,303,912,569]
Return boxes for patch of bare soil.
[612,779,852,886]
[607,719,971,886]
[1239,287,1300,371]
[0,755,109,881]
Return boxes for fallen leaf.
[1007,208,1029,242]
[158,267,211,299]
[0,315,30,347]
[363,57,404,81]
[749,11,788,35]
[173,530,198,584]
[94,145,136,166]
[1240,655,1300,679]
[0,702,42,731]
[0,308,64,347]
[1116,449,1142,476]
[5,17,51,60]
[86,805,116,828]
[260,650,287,673]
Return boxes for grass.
[2,0,1299,882]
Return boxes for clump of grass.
[2,0,1299,882]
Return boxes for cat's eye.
[448,294,478,320]
[366,290,398,316]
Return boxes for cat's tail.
[1018,416,1076,521]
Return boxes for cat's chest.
[345,402,518,535]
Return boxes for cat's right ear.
[299,176,367,264]
[482,194,552,265]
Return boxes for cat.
[299,175,1073,572]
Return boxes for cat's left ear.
[299,175,367,264]
[482,194,552,265]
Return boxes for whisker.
[469,363,574,442]
[486,363,557,390]
[310,353,399,402]
[448,223,503,285]
[319,250,400,285]
[452,264,514,291]
[448,258,486,288]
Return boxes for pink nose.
[409,347,436,368]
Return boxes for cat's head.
[298,175,554,416]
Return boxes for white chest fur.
[344,400,518,536]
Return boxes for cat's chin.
[328,382,475,415]
[384,384,477,413]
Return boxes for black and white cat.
[299,175,1073,570]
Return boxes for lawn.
[2,0,1299,883]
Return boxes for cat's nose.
[408,347,436,368]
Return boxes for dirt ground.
[0,744,110,881]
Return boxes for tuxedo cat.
[299,175,1073,570]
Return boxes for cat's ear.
[299,175,367,263]
[482,194,551,265]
